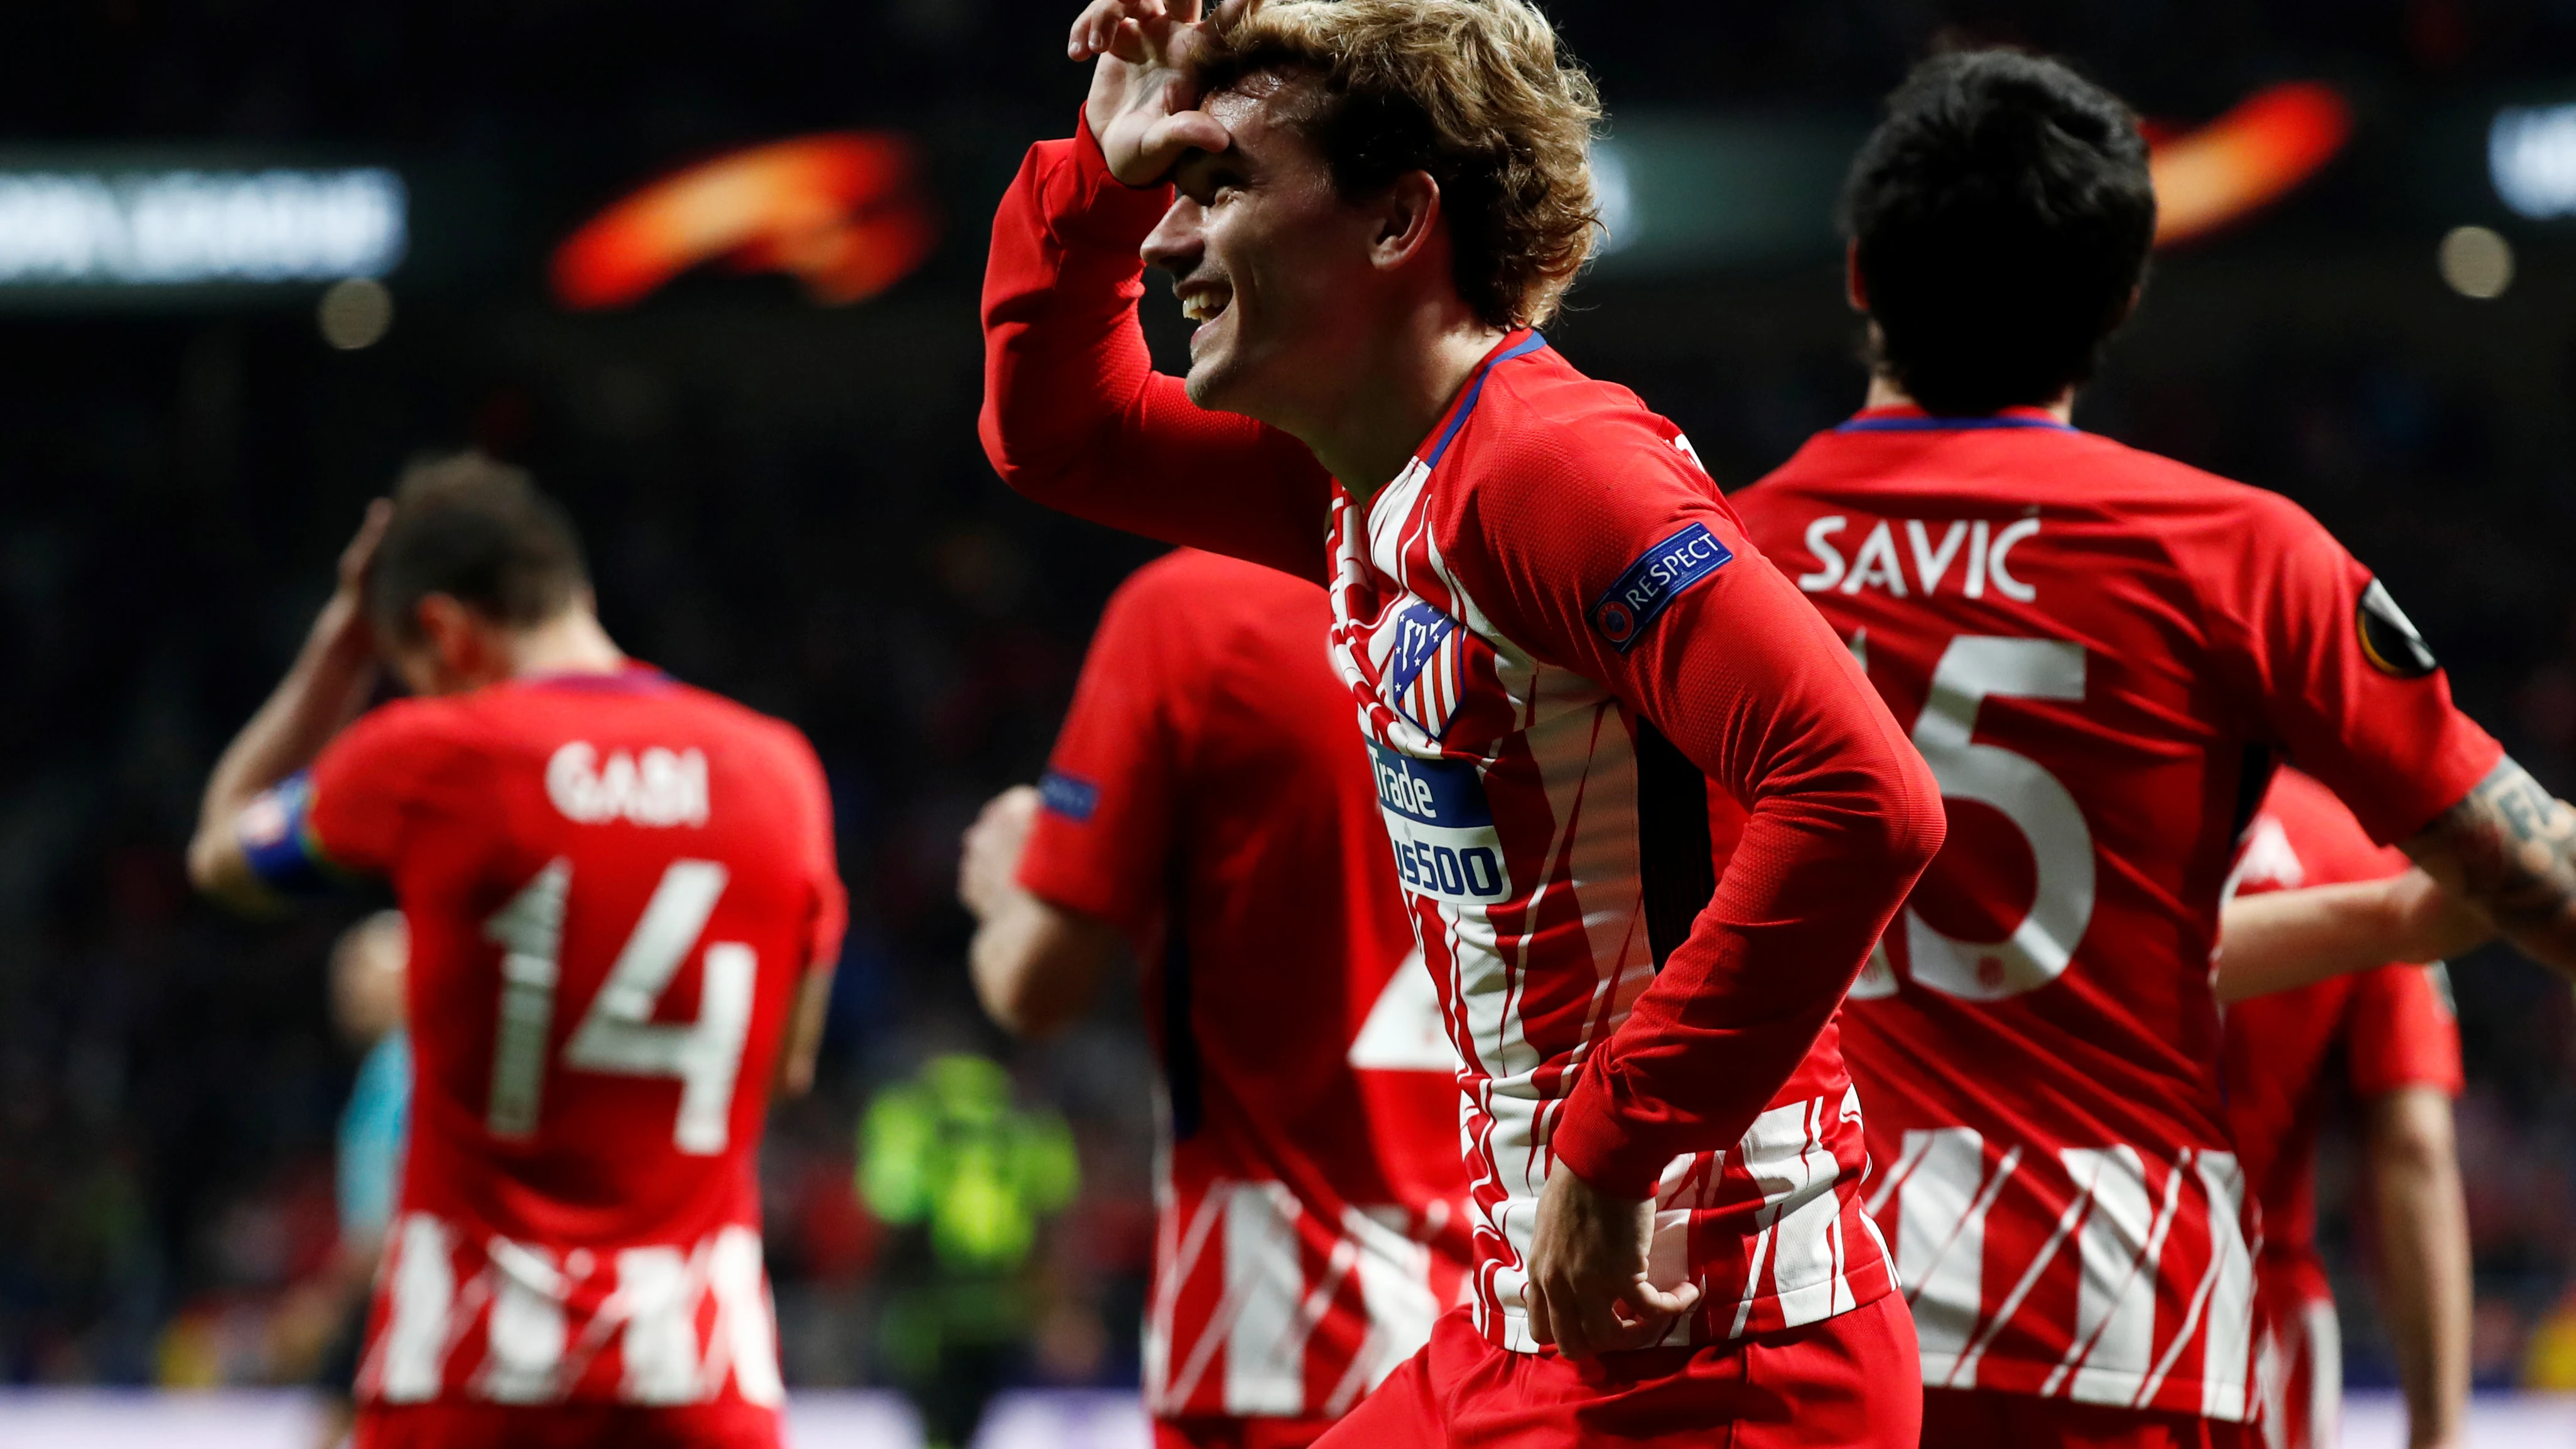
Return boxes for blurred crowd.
[4,0,2576,1416]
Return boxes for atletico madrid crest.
[1384,600,1470,741]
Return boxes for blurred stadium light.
[0,166,404,288]
[2491,102,2576,219]
[1593,82,2352,271]
[2145,83,2352,244]
[550,133,937,309]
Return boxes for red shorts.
[1157,1414,1342,1449]
[1921,1388,2259,1449]
[1311,1292,1921,1448]
[354,1401,777,1449]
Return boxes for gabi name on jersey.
[546,741,710,828]
[1795,514,2043,601]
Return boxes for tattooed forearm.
[2403,757,2576,976]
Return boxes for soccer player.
[956,548,1471,1448]
[187,456,844,1449]
[1726,50,2576,1447]
[2222,770,2468,1449]
[982,1,1946,1443]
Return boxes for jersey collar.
[1417,328,1550,471]
[515,662,677,694]
[1837,404,2075,434]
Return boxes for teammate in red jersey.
[980,2,1946,1443]
[2222,769,2468,1449]
[1727,50,2576,1448]
[188,457,843,1449]
[956,548,1469,1449]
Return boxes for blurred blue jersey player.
[315,911,411,1449]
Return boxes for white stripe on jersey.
[710,1225,784,1407]
[476,1238,567,1403]
[2051,1146,2157,1406]
[1147,1178,1453,1419]
[378,1213,456,1403]
[360,1215,781,1410]
[612,1244,698,1405]
[1222,1181,1309,1416]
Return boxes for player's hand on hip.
[958,784,1044,921]
[1523,1163,1701,1360]
[1069,0,1231,187]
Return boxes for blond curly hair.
[1193,0,1603,329]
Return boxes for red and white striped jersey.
[981,126,1944,1359]
[258,668,843,1423]
[1734,408,2502,1421]
[1017,551,1470,1422]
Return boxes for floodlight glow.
[2491,104,2576,219]
[0,168,406,286]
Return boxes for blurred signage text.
[0,167,405,286]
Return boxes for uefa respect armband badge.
[2356,578,2438,679]
[1589,522,1734,654]
[1037,769,1101,823]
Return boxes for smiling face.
[1144,73,1394,424]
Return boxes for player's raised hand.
[1523,1163,1701,1360]
[313,497,394,661]
[1071,0,1231,187]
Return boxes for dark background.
[4,0,2576,1399]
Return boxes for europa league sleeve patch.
[1589,523,1734,654]
[2356,578,2439,679]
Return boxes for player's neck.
[1298,307,1507,509]
[505,610,627,680]
[1864,374,2077,424]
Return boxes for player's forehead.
[1194,68,1326,173]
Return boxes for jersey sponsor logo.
[545,742,710,827]
[2355,578,2438,678]
[1795,514,2040,602]
[1589,523,1732,653]
[1037,769,1100,823]
[1366,742,1509,904]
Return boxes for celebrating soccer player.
[982,1,1944,1443]
[188,457,845,1449]
[957,549,1470,1446]
[2222,771,2469,1449]
[1727,50,2576,1447]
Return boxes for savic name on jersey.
[1367,741,1509,904]
[1794,515,2042,601]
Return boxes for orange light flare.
[552,133,938,309]
[2148,82,2354,247]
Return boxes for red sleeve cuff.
[1547,1061,1670,1201]
[1053,107,1174,251]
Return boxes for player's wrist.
[1547,1102,1664,1202]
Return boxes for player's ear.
[1844,240,1868,313]
[414,594,479,685]
[1369,170,1442,273]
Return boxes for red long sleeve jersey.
[982,126,1943,1353]
[1018,550,1469,1421]
[251,668,844,1422]
[2222,768,2462,1309]
[1731,408,2501,1421]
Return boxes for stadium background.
[5,0,2576,1431]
